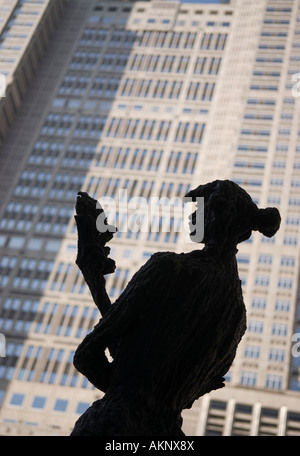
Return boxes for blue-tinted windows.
[269,349,285,363]
[251,297,266,310]
[32,396,47,409]
[244,345,261,359]
[120,77,184,99]
[200,33,227,50]
[174,122,205,143]
[166,151,198,174]
[89,75,121,98]
[28,140,64,166]
[10,393,25,406]
[194,56,213,75]
[76,402,90,414]
[240,371,257,387]
[258,254,272,265]
[271,323,288,337]
[105,117,173,142]
[138,31,196,49]
[265,375,282,390]
[275,300,290,312]
[281,256,295,267]
[53,399,68,412]
[248,320,264,334]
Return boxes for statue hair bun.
[256,207,281,237]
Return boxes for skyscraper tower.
[0,0,300,436]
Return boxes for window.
[28,140,64,167]
[14,169,52,198]
[271,323,288,337]
[0,391,5,406]
[210,400,226,411]
[166,150,198,175]
[283,235,297,246]
[258,254,272,265]
[32,396,47,409]
[41,112,75,136]
[177,56,190,73]
[35,204,73,235]
[268,196,281,205]
[2,299,38,335]
[27,238,43,251]
[202,82,215,101]
[265,375,282,390]
[255,275,270,286]
[287,411,300,428]
[244,345,260,359]
[241,129,270,136]
[277,277,293,289]
[53,399,68,412]
[270,177,283,187]
[286,216,300,226]
[200,33,228,50]
[289,198,300,206]
[16,346,43,381]
[248,320,263,333]
[240,371,257,386]
[174,122,205,143]
[251,297,266,309]
[235,404,252,419]
[281,256,295,267]
[10,393,25,406]
[76,402,90,414]
[291,179,300,187]
[13,258,53,292]
[186,82,201,100]
[237,254,250,264]
[269,348,285,362]
[261,235,275,244]
[275,300,290,312]
[8,236,25,249]
[0,255,17,287]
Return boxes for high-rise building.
[0,0,300,436]
[0,0,70,144]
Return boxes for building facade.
[0,0,70,143]
[0,0,299,436]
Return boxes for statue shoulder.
[146,251,184,273]
[123,251,183,293]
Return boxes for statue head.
[186,180,281,247]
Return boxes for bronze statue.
[70,180,281,436]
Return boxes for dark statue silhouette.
[70,180,281,436]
